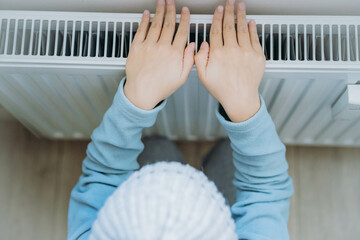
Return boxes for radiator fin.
[1,13,360,65]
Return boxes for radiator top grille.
[0,11,360,66]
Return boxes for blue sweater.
[68,77,294,240]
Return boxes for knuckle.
[141,16,150,23]
[238,16,247,24]
[227,45,239,52]
[138,26,146,34]
[151,22,161,29]
[144,42,155,50]
[250,28,258,34]
[238,25,249,34]
[241,48,251,57]
[158,42,168,49]
[211,27,220,35]
[249,51,265,62]
[211,48,222,56]
[164,20,175,29]
[177,27,187,35]
[238,11,246,17]
[225,7,234,14]
[171,49,180,58]
[168,9,176,16]
[224,23,234,32]
[156,5,165,12]
[131,43,141,51]
[214,14,223,21]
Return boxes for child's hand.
[124,0,195,110]
[195,1,265,122]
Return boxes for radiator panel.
[1,67,359,146]
[0,68,123,138]
[0,11,360,146]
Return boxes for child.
[68,0,293,239]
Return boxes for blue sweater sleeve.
[67,77,166,240]
[217,96,294,240]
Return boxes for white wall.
[0,0,359,15]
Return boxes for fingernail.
[182,6,189,13]
[143,10,150,15]
[250,20,256,25]
[158,0,165,5]
[217,5,224,12]
[166,0,173,4]
[238,2,245,10]
[229,0,235,5]
[200,41,207,49]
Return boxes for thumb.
[181,42,196,81]
[194,41,209,81]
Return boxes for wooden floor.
[1,122,360,240]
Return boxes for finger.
[180,42,196,82]
[194,41,209,81]
[146,0,166,43]
[159,0,176,44]
[173,6,190,49]
[236,2,251,47]
[210,5,224,50]
[132,10,150,44]
[248,20,263,53]
[223,0,237,46]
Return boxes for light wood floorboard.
[0,122,359,240]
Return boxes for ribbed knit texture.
[90,162,237,240]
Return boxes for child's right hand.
[124,0,195,111]
[195,0,266,122]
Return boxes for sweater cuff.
[114,77,167,122]
[216,95,268,133]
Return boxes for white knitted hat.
[90,162,237,240]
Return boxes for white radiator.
[0,11,360,146]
